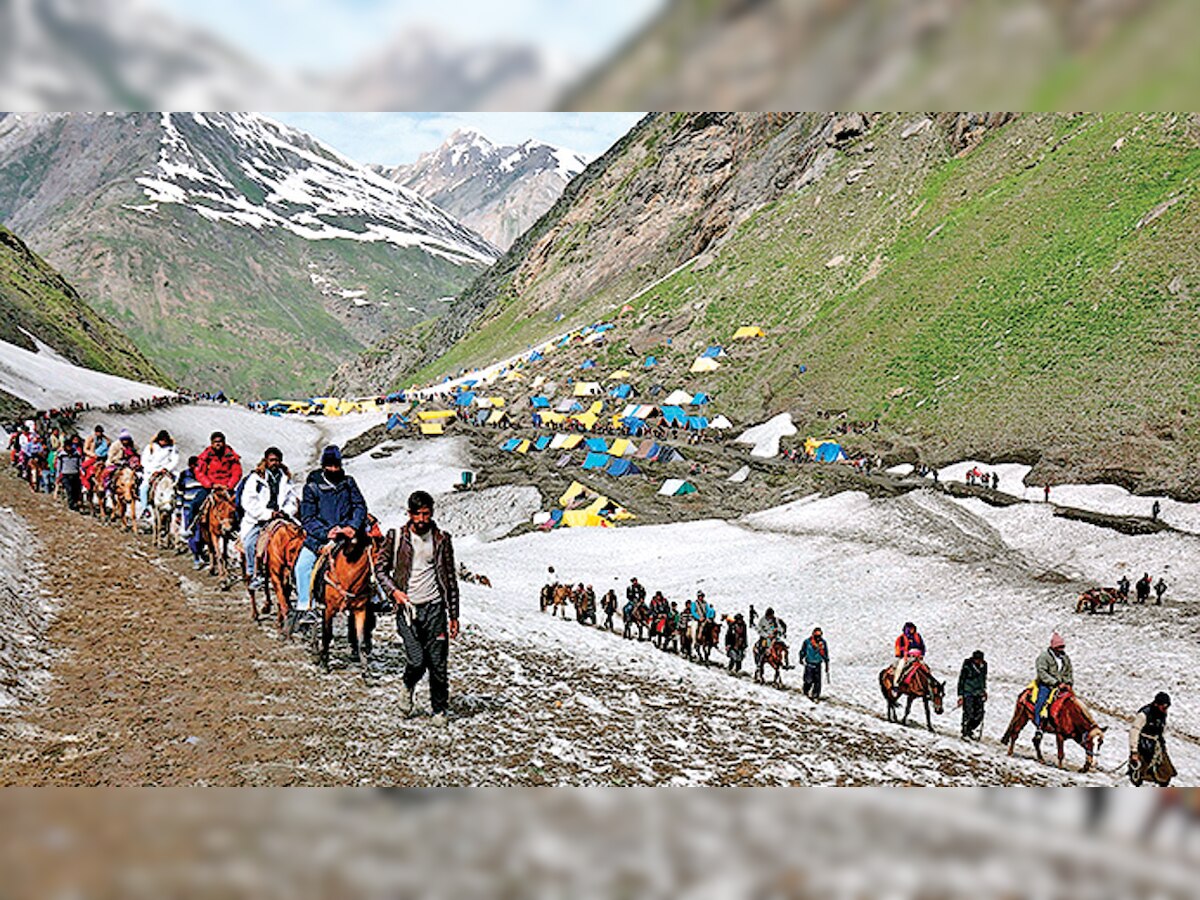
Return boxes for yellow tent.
[420,422,445,436]
[690,357,721,373]
[562,435,584,450]
[540,411,566,425]
[559,480,591,507]
[562,510,608,528]
[573,382,601,397]
[609,438,633,457]
[418,409,455,421]
[607,369,632,380]
[516,439,531,454]
[734,326,766,339]
[486,409,507,425]
[573,412,599,430]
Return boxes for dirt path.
[0,474,1081,785]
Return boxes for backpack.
[233,474,250,511]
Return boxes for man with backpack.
[238,447,297,592]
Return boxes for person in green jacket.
[957,650,988,740]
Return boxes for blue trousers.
[295,546,317,610]
[1033,685,1052,727]
[243,523,262,584]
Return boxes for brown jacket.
[378,523,460,621]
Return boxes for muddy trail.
[0,474,1080,785]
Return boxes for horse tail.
[999,696,1026,744]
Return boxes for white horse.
[149,471,178,548]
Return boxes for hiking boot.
[398,683,414,717]
[248,576,264,592]
[430,712,448,727]
[192,557,206,570]
[295,608,321,629]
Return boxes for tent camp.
[607,369,632,380]
[608,438,633,457]
[574,382,602,397]
[500,438,521,452]
[686,416,709,431]
[690,357,720,373]
[417,410,455,421]
[814,441,845,462]
[660,406,688,427]
[633,439,657,460]
[580,359,596,370]
[657,447,685,464]
[691,392,710,405]
[474,409,490,426]
[663,389,693,406]
[709,415,733,430]
[531,396,551,408]
[486,409,507,425]
[609,384,632,399]
[584,437,608,453]
[454,392,476,407]
[516,439,531,454]
[644,356,658,368]
[550,434,570,450]
[420,422,445,436]
[728,465,750,483]
[533,436,551,451]
[386,413,409,431]
[733,326,766,339]
[658,478,697,496]
[701,345,724,358]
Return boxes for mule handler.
[378,490,460,726]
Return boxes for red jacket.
[195,446,243,490]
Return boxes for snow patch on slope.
[0,337,170,407]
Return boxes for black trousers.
[396,602,450,714]
[962,693,986,737]
[61,474,82,509]
[803,662,823,699]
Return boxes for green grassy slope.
[0,224,170,388]
[415,113,1200,495]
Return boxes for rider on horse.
[1033,632,1073,736]
[183,432,242,537]
[293,445,367,631]
[139,429,179,516]
[83,424,109,461]
[756,607,783,657]
[891,622,925,698]
[107,429,141,471]
[239,447,297,592]
[1129,692,1174,785]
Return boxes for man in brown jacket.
[378,490,460,724]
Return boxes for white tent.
[690,357,720,373]
[727,465,750,484]
[663,389,694,405]
[709,414,733,430]
[574,382,602,397]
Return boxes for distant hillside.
[0,112,497,396]
[0,224,169,416]
[374,128,589,250]
[348,112,1200,497]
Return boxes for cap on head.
[320,445,342,467]
[1050,632,1066,650]
[1154,691,1171,707]
[972,650,985,661]
[118,428,132,441]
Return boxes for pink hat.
[1049,632,1065,650]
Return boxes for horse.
[879,661,945,731]
[313,526,389,680]
[148,471,176,548]
[573,588,596,625]
[109,466,139,532]
[550,584,571,619]
[26,451,47,493]
[1075,587,1118,615]
[754,639,789,687]
[624,603,649,641]
[696,620,721,665]
[1130,736,1176,787]
[999,685,1105,772]
[198,487,239,585]
[260,519,306,629]
[651,612,674,650]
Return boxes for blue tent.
[455,392,476,407]
[644,356,658,368]
[385,391,405,402]
[691,392,710,405]
[814,442,843,462]
[595,323,615,333]
[474,409,490,425]
[582,452,609,470]
[580,359,596,370]
[645,442,662,461]
[622,417,646,435]
[585,437,608,453]
[606,458,640,477]
[530,396,550,408]
[799,365,807,374]
[533,436,552,451]
[610,384,632,399]
[463,380,478,388]
[528,351,544,362]
[386,413,406,431]
[701,345,723,358]
[661,406,688,426]
[500,438,521,452]
[550,509,564,524]
[687,416,709,431]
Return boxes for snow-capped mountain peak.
[374,129,592,250]
[135,113,499,265]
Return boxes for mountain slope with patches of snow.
[375,128,589,250]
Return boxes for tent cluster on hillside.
[803,436,846,462]
[531,480,634,529]
[499,431,685,476]
[255,395,393,417]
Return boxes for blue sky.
[271,112,646,166]
[159,0,662,72]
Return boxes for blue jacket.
[299,470,367,552]
[801,636,829,666]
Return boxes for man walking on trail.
[1151,500,1161,521]
[748,604,757,627]
[1153,576,1167,605]
[957,650,988,740]
[1043,484,1051,503]
[800,627,829,702]
[725,613,748,673]
[183,432,242,537]
[601,589,618,631]
[1129,692,1175,786]
[57,435,83,510]
[378,490,460,725]
[1136,573,1151,604]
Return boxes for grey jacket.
[1035,648,1074,688]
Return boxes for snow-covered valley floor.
[4,398,1198,785]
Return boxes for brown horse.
[256,518,306,627]
[110,466,139,532]
[199,487,238,584]
[696,620,721,665]
[879,661,945,731]
[624,603,650,640]
[550,584,571,619]
[313,526,389,680]
[81,457,105,517]
[539,582,555,612]
[1000,686,1105,772]
[1076,588,1118,615]
[755,639,789,687]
